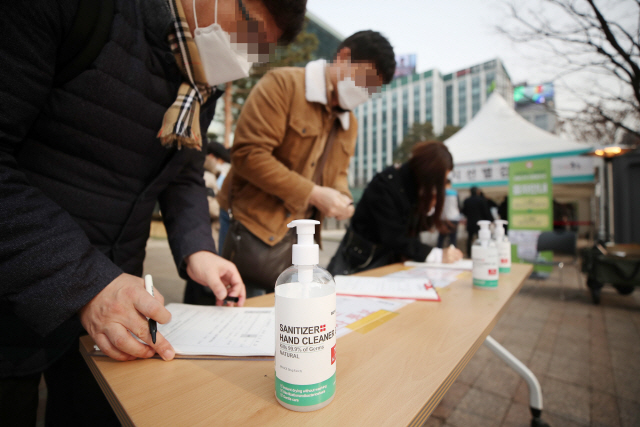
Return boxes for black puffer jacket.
[0,0,220,375]
[328,164,433,275]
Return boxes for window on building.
[372,101,377,159]
[413,85,420,124]
[446,85,453,125]
[485,71,496,100]
[534,114,548,130]
[458,80,467,126]
[363,104,368,154]
[425,81,433,123]
[392,92,398,148]
[472,76,481,117]
[402,87,409,137]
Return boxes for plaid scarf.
[158,0,215,150]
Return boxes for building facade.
[513,82,558,134]
[350,58,513,187]
[305,11,344,62]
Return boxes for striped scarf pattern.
[158,0,215,150]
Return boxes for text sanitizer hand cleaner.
[472,220,499,289]
[493,220,512,273]
[275,220,336,411]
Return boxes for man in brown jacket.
[214,30,395,295]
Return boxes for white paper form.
[158,304,275,356]
[405,259,473,270]
[386,267,467,288]
[335,296,412,338]
[334,276,440,301]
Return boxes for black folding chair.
[522,231,579,299]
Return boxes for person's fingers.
[133,286,171,324]
[149,332,175,361]
[154,288,166,306]
[94,333,133,361]
[208,273,229,304]
[104,323,155,359]
[225,269,247,306]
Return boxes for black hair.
[408,141,454,232]
[336,30,396,84]
[470,186,479,196]
[262,0,307,45]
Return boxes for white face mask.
[337,66,370,111]
[192,0,253,87]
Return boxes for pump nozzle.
[287,220,320,266]
[477,220,492,241]
[494,220,508,239]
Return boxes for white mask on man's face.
[192,0,253,87]
[337,66,370,111]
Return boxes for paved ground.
[36,235,640,426]
[145,237,640,427]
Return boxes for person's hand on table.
[442,245,463,264]
[79,273,175,362]
[309,185,353,220]
[186,251,246,307]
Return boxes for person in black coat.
[462,187,494,257]
[0,0,306,425]
[328,141,463,275]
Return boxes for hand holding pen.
[144,275,158,344]
[78,273,176,362]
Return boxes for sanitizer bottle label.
[275,291,336,407]
[498,241,512,273]
[472,246,499,288]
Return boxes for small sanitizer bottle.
[494,220,511,273]
[472,220,499,289]
[275,220,336,412]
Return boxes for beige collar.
[304,59,350,130]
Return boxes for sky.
[305,0,608,116]
[307,0,541,83]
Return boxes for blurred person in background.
[437,179,461,249]
[462,186,493,257]
[216,30,396,297]
[328,141,463,276]
[184,142,231,305]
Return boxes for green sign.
[508,159,553,272]
[508,159,552,230]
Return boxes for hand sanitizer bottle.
[275,220,336,412]
[494,220,511,273]
[472,220,499,289]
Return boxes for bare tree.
[497,0,640,144]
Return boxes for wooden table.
[81,263,533,427]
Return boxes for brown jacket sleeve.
[230,71,315,214]
[332,119,357,199]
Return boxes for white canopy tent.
[445,92,591,165]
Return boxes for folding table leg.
[484,335,550,427]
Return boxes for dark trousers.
[0,335,120,427]
[437,221,459,249]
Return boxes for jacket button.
[302,128,306,134]
[269,236,275,242]
[311,162,315,167]
[286,212,291,218]
[388,174,393,179]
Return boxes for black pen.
[224,296,240,304]
[144,274,157,344]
